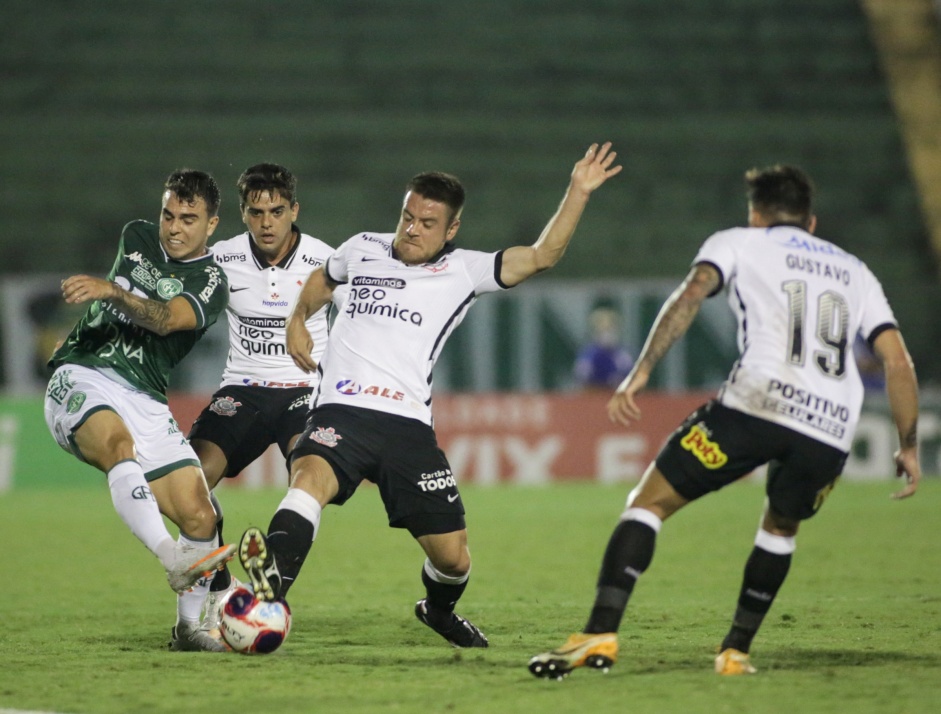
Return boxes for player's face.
[159,191,219,261]
[242,190,300,264]
[393,191,460,265]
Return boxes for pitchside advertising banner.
[3,391,939,492]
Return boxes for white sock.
[279,488,323,542]
[176,533,218,624]
[107,460,175,566]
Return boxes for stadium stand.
[2,0,939,381]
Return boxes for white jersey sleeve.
[314,233,507,424]
[212,231,334,388]
[695,225,897,452]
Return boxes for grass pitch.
[2,479,939,714]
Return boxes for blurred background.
[2,0,940,486]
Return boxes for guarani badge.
[66,391,86,414]
[156,278,184,300]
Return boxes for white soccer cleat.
[168,621,229,653]
[202,577,246,633]
[165,542,236,593]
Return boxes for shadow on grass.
[628,646,940,675]
[759,646,941,671]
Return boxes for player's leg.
[715,502,797,675]
[716,435,845,675]
[240,453,339,601]
[150,464,232,652]
[69,408,178,568]
[44,365,177,568]
[528,463,687,678]
[413,529,488,647]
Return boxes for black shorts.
[655,400,848,521]
[188,385,313,477]
[291,404,465,537]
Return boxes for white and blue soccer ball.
[219,586,292,654]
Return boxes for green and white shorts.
[44,364,200,481]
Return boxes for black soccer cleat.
[238,527,282,602]
[415,598,489,648]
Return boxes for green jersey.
[50,220,228,403]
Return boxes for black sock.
[721,546,792,653]
[209,492,231,592]
[585,518,658,634]
[421,565,467,626]
[266,508,315,597]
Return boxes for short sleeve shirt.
[211,229,334,389]
[695,225,896,451]
[317,232,507,424]
[50,220,228,402]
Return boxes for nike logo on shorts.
[447,493,459,503]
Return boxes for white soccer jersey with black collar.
[695,225,897,452]
[317,232,508,425]
[211,230,334,388]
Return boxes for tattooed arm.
[607,263,720,426]
[61,274,197,336]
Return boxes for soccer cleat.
[715,648,757,675]
[168,621,228,653]
[165,542,236,593]
[528,633,618,680]
[239,527,282,602]
[202,576,246,633]
[414,599,489,648]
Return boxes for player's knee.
[428,547,471,579]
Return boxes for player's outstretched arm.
[607,263,719,426]
[872,328,921,499]
[61,274,197,335]
[287,267,336,374]
[500,142,622,287]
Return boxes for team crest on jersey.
[310,426,343,448]
[680,423,728,469]
[336,380,362,395]
[66,391,86,414]
[156,277,184,300]
[210,396,242,417]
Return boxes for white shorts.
[44,364,200,481]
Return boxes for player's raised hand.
[891,445,920,500]
[571,142,623,194]
[61,275,116,305]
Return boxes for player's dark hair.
[407,172,465,224]
[165,169,221,216]
[237,163,298,209]
[745,165,814,229]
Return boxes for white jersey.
[317,232,508,424]
[696,225,897,451]
[212,230,334,388]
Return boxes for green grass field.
[2,479,939,714]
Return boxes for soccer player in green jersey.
[44,169,235,652]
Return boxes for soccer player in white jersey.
[185,164,334,646]
[43,170,235,652]
[236,143,622,648]
[529,165,921,679]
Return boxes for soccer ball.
[219,586,292,654]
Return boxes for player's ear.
[806,214,817,234]
[207,215,220,237]
[446,219,461,242]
